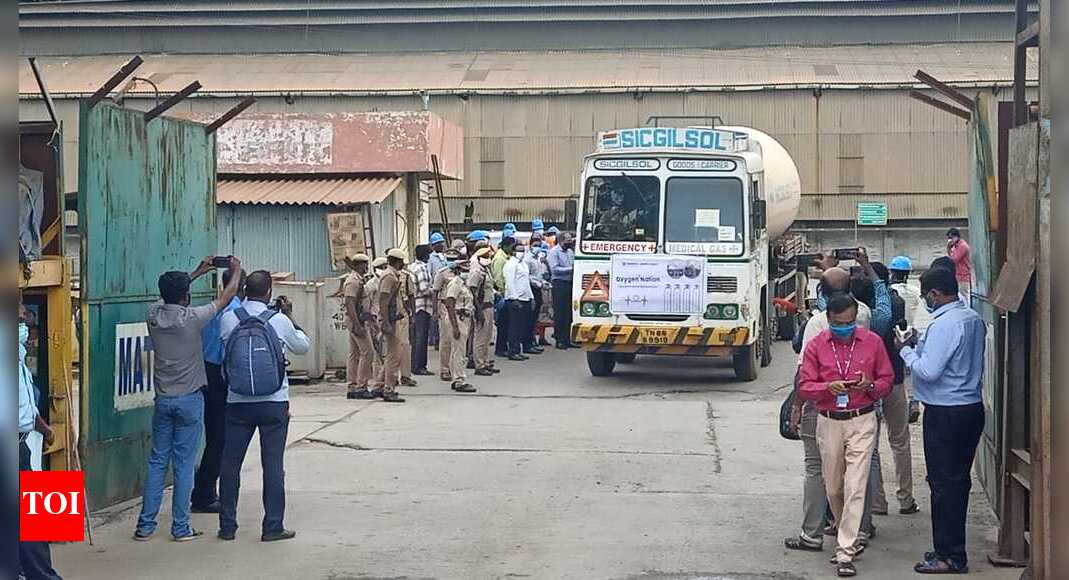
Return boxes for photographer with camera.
[216,270,310,542]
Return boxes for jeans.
[799,402,827,542]
[411,310,431,373]
[506,299,531,356]
[19,440,63,580]
[136,390,205,537]
[219,401,290,536]
[551,282,573,345]
[923,402,985,569]
[494,296,510,356]
[192,363,227,508]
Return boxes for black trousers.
[411,310,431,372]
[506,299,531,356]
[192,363,227,508]
[18,440,63,580]
[528,285,543,347]
[495,297,510,356]
[219,401,290,536]
[551,282,573,346]
[922,402,985,568]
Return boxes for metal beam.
[1016,20,1040,47]
[1013,0,1030,125]
[143,81,202,123]
[205,96,256,134]
[913,70,975,111]
[85,56,143,109]
[909,90,971,121]
[27,58,59,129]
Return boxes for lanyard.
[829,337,857,381]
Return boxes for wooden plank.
[908,91,970,121]
[85,56,142,109]
[990,122,1039,311]
[143,81,202,123]
[17,257,66,289]
[913,70,975,110]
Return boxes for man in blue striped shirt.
[897,267,985,574]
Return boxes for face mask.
[829,322,857,339]
[924,292,937,313]
[375,269,386,278]
[446,260,457,270]
[460,271,470,280]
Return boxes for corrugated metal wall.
[23,86,1037,215]
[217,203,335,281]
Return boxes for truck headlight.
[596,302,611,316]
[704,304,721,319]
[721,304,738,319]
[581,302,597,316]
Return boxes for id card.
[836,394,850,409]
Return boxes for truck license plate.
[637,328,672,345]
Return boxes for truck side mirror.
[753,199,767,230]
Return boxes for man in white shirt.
[217,270,310,543]
[503,242,534,361]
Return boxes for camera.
[211,255,232,268]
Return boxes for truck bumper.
[570,324,750,357]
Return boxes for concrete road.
[55,343,1017,580]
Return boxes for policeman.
[397,260,419,387]
[366,257,388,396]
[468,246,499,376]
[377,248,409,403]
[432,248,461,382]
[443,257,477,393]
[342,253,376,400]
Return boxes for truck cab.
[571,126,800,381]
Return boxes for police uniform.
[378,250,408,400]
[432,261,458,380]
[365,259,387,391]
[397,268,416,385]
[343,254,374,397]
[444,270,476,391]
[468,249,497,373]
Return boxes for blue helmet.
[889,256,912,271]
[465,230,488,242]
[546,225,561,235]
[531,218,545,231]
[429,232,446,245]
[502,222,517,235]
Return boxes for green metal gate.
[78,101,216,507]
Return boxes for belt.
[819,406,875,421]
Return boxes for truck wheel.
[616,353,637,364]
[587,351,617,376]
[733,344,758,381]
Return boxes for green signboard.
[856,201,888,226]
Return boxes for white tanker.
[571,125,802,381]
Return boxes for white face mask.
[478,257,491,267]
[375,268,386,278]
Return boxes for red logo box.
[20,471,86,542]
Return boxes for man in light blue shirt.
[191,268,245,513]
[547,232,576,349]
[896,267,985,574]
[217,270,310,542]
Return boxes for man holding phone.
[799,293,894,578]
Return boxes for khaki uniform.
[467,263,496,370]
[398,270,415,379]
[343,272,374,392]
[378,267,404,393]
[364,274,385,389]
[444,275,474,384]
[432,268,456,378]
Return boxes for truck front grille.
[706,276,738,293]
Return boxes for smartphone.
[212,256,231,268]
[894,325,914,344]
[833,247,860,261]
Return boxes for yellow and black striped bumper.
[570,324,750,356]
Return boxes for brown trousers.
[346,329,374,391]
[397,315,412,379]
[817,411,878,564]
[382,327,402,393]
[473,305,495,369]
[447,315,471,384]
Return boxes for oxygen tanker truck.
[570,124,803,381]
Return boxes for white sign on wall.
[217,119,334,166]
[114,322,155,411]
[609,254,706,315]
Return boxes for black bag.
[779,371,801,441]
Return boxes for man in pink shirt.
[799,293,894,577]
[946,228,972,301]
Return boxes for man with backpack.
[134,256,243,542]
[217,270,310,542]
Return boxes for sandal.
[914,559,968,574]
[784,536,823,552]
[836,562,856,577]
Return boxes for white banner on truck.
[609,255,706,315]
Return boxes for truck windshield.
[581,175,660,242]
[665,176,745,250]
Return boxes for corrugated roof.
[217,176,401,205]
[17,43,1035,96]
[798,192,967,221]
[20,0,1031,27]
